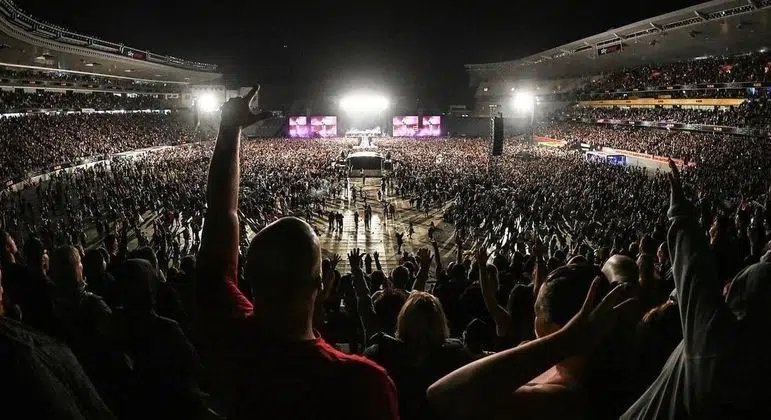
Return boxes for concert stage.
[346,151,385,177]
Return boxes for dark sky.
[15,0,703,105]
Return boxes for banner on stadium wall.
[597,44,622,56]
[579,98,746,106]
[123,49,146,60]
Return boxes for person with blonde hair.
[395,291,451,359]
[360,247,473,420]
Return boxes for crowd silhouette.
[0,78,770,420]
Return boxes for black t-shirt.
[365,334,473,420]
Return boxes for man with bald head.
[196,87,398,420]
[245,217,322,338]
[602,254,640,287]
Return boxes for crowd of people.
[0,85,769,419]
[560,99,771,130]
[537,120,771,168]
[0,90,174,112]
[0,65,183,92]
[577,50,771,93]
[0,112,207,180]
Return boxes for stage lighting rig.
[339,92,389,114]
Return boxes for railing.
[559,116,769,137]
[0,0,218,73]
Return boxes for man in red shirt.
[196,86,399,420]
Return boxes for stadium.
[0,0,770,418]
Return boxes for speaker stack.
[491,116,504,156]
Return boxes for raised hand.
[417,247,433,269]
[373,251,380,261]
[476,246,488,268]
[667,158,684,202]
[348,248,363,272]
[329,253,342,271]
[564,277,636,351]
[219,86,273,130]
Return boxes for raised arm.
[433,240,445,276]
[665,159,733,354]
[197,87,271,320]
[477,248,513,338]
[412,248,432,292]
[349,249,380,342]
[428,280,634,420]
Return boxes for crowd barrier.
[600,147,690,167]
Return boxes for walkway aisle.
[312,179,459,274]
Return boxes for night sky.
[15,0,703,106]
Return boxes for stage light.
[339,92,389,113]
[511,91,535,113]
[197,93,220,113]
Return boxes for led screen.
[419,116,441,136]
[392,116,419,137]
[288,116,309,137]
[310,115,338,137]
[392,115,442,137]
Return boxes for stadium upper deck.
[468,0,771,99]
[0,0,221,84]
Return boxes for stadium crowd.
[537,120,771,167]
[0,90,171,112]
[0,112,207,180]
[560,99,771,130]
[578,50,771,93]
[1,89,770,419]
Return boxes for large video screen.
[392,116,419,137]
[420,116,441,136]
[310,116,338,137]
[392,115,442,137]
[288,116,309,137]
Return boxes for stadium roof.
[466,0,771,81]
[0,0,221,84]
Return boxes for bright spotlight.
[197,93,219,113]
[511,91,535,113]
[339,92,389,113]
